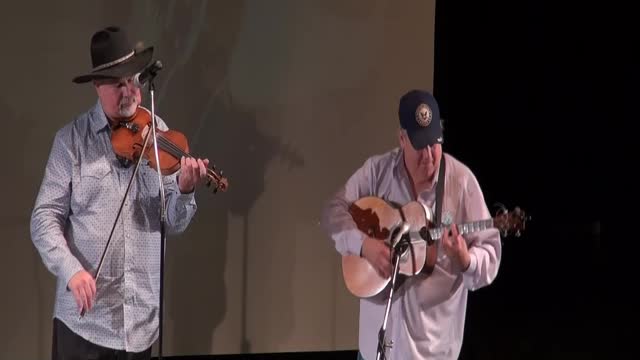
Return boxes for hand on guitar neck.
[441,224,471,272]
[361,237,392,279]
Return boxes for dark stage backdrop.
[433,1,601,359]
[0,1,437,359]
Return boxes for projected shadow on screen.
[186,87,305,355]
[123,2,305,355]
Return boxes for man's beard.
[117,97,137,117]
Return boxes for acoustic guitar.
[343,196,528,298]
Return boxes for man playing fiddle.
[30,26,210,360]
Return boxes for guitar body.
[342,196,436,298]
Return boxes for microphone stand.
[376,223,410,360]
[146,74,168,360]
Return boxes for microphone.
[390,222,411,249]
[133,60,163,88]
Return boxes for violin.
[110,106,229,193]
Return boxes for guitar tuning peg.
[493,202,508,215]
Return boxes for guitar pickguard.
[348,202,391,240]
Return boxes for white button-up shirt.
[322,148,501,360]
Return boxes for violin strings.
[156,135,188,159]
[155,135,221,182]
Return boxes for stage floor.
[152,350,358,360]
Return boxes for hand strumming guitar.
[361,237,392,278]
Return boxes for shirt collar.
[89,100,111,134]
[393,147,442,194]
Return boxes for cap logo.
[415,103,432,127]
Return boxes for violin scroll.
[206,166,228,193]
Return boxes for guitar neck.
[429,219,494,240]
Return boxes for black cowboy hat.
[72,26,153,83]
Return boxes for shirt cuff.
[61,257,84,291]
[176,190,196,203]
[463,252,477,275]
[348,231,365,257]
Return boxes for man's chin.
[118,105,137,118]
[419,163,434,171]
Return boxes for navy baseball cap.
[398,89,443,150]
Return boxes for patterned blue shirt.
[30,100,197,352]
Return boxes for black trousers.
[52,317,152,360]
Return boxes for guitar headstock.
[493,203,529,238]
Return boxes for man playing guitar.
[321,89,504,360]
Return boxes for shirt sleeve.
[320,157,376,256]
[153,115,198,235]
[163,172,197,235]
[30,128,84,288]
[460,172,502,291]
